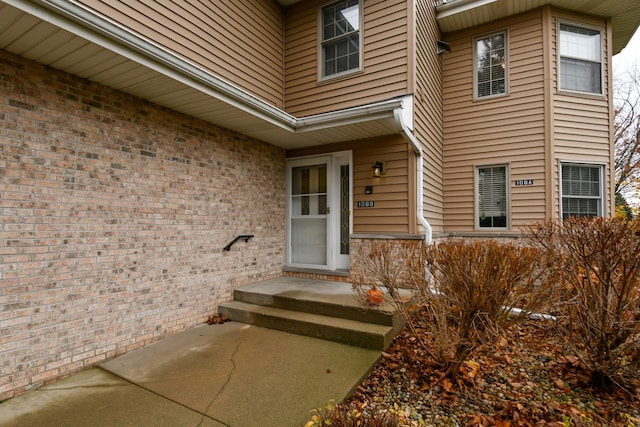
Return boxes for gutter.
[8,0,407,137]
[436,0,498,19]
[393,100,433,244]
[8,0,298,129]
[8,0,434,243]
[6,3,433,238]
[295,98,404,132]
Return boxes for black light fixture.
[372,161,383,178]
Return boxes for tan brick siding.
[350,236,424,285]
[0,50,286,399]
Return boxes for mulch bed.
[345,317,640,426]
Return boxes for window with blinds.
[561,163,602,218]
[477,165,507,228]
[559,23,602,94]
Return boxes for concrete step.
[218,301,397,350]
[233,283,400,327]
[218,277,412,350]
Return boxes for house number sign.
[515,179,534,186]
[357,201,375,208]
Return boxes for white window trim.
[317,0,364,82]
[475,164,510,230]
[556,20,604,96]
[473,30,509,101]
[559,161,605,218]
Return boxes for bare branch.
[614,65,640,197]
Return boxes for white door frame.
[286,151,352,271]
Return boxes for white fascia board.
[6,0,414,139]
[436,0,498,19]
[295,98,406,132]
[6,0,297,131]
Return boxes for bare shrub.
[305,401,401,427]
[352,240,416,308]
[353,239,556,381]
[526,217,640,390]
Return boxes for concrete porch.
[219,277,410,350]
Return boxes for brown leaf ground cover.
[345,316,640,426]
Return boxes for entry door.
[287,153,351,270]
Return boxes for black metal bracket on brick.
[223,235,254,252]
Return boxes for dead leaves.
[464,360,481,379]
[205,313,229,324]
[466,408,532,427]
[552,378,567,390]
[348,320,640,426]
[442,377,454,393]
[562,354,580,366]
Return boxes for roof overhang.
[0,0,409,150]
[436,0,640,54]
[276,0,304,6]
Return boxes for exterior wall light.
[372,161,383,178]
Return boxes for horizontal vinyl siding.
[353,136,411,233]
[285,135,411,234]
[415,0,444,232]
[443,10,546,232]
[78,0,285,108]
[550,10,612,216]
[284,0,409,117]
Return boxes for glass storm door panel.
[334,155,351,270]
[290,162,329,266]
[288,153,352,270]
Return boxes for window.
[559,23,602,94]
[477,165,508,228]
[475,32,507,98]
[321,0,361,78]
[561,163,603,218]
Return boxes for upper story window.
[474,31,507,99]
[477,165,508,229]
[320,0,361,79]
[559,23,602,95]
[561,163,603,218]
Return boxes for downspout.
[394,106,433,244]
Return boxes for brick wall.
[350,235,425,286]
[0,50,286,399]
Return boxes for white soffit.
[0,0,405,150]
[437,0,640,54]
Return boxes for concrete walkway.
[0,322,380,427]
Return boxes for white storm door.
[288,157,331,268]
[287,153,352,270]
